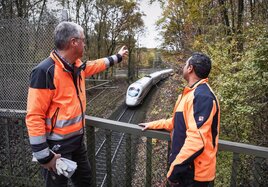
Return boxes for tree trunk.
[10,0,13,18]
[76,0,81,24]
[237,0,244,53]
[1,0,7,18]
[15,0,23,17]
[33,0,47,61]
[229,0,235,34]
[218,0,231,36]
[127,35,135,83]
[249,0,254,20]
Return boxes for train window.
[128,87,140,97]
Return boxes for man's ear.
[188,64,194,73]
[70,38,77,47]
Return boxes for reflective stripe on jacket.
[147,78,220,182]
[26,50,122,164]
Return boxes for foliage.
[156,0,268,144]
[215,151,232,187]
[205,30,268,146]
[156,0,268,185]
[206,33,268,185]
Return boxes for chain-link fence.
[0,18,57,117]
[0,116,44,186]
[0,18,55,185]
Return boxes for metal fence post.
[252,157,262,187]
[106,129,112,186]
[6,118,12,176]
[18,119,27,177]
[166,141,171,187]
[126,134,132,186]
[230,153,240,187]
[87,126,96,187]
[146,137,152,187]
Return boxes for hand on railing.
[138,123,150,131]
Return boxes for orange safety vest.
[26,50,121,164]
[147,78,220,182]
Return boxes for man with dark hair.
[139,53,220,187]
[187,53,211,79]
[26,21,128,186]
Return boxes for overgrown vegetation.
[154,0,268,185]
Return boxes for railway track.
[94,106,137,187]
[91,79,166,186]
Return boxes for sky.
[139,0,163,48]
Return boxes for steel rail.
[100,108,136,187]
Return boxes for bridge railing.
[85,116,171,187]
[0,114,267,186]
[86,116,268,187]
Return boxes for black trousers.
[192,181,210,187]
[170,180,210,187]
[42,143,92,187]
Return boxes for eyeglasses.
[75,37,85,43]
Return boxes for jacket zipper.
[72,67,85,136]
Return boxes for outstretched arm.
[84,46,128,77]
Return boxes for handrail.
[0,114,267,186]
[218,139,268,158]
[85,115,170,141]
[86,115,268,158]
[0,113,267,158]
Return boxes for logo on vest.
[198,116,204,122]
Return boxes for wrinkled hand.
[138,123,150,131]
[42,153,61,173]
[118,46,128,59]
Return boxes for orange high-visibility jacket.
[26,50,122,164]
[147,78,220,182]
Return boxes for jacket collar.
[183,78,208,94]
[50,50,82,72]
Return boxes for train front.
[126,83,142,106]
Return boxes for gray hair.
[54,22,84,50]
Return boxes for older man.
[140,53,220,187]
[26,21,128,186]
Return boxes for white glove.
[56,158,77,178]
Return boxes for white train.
[126,69,173,106]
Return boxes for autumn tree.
[154,0,268,185]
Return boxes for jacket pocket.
[50,107,60,135]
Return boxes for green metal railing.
[0,114,267,186]
[86,116,268,187]
[85,116,171,187]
